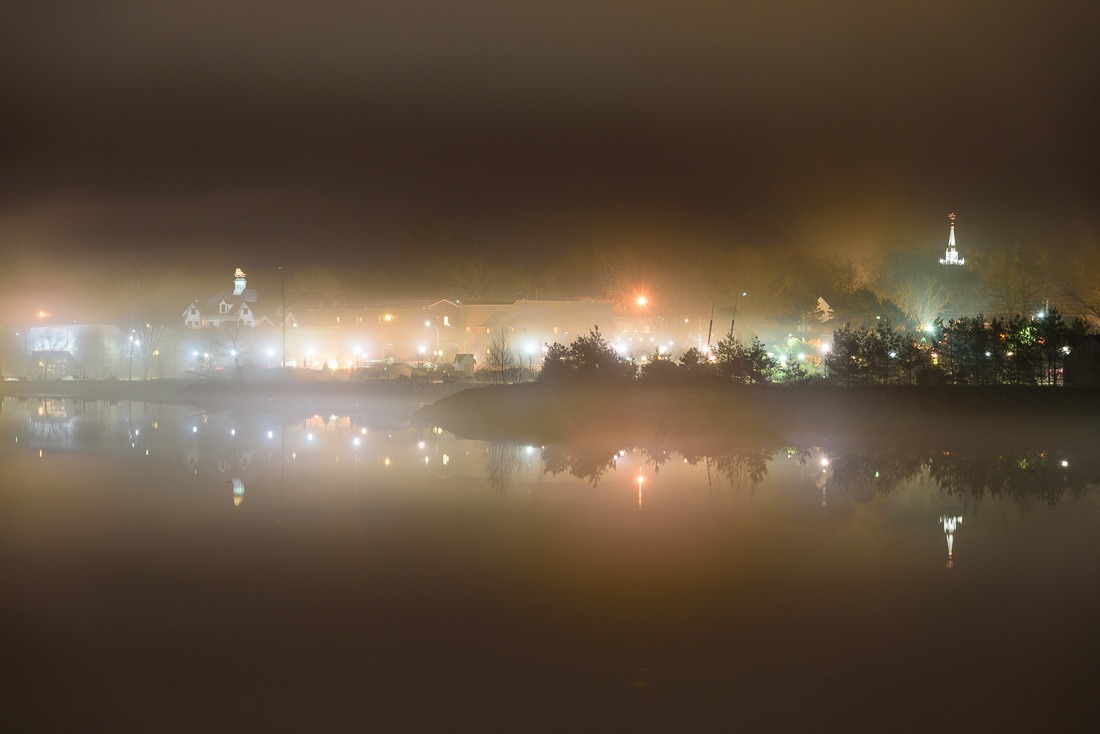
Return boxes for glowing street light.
[128,332,140,381]
[424,321,440,360]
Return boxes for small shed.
[453,353,476,378]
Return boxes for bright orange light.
[37,310,48,318]
[635,296,648,307]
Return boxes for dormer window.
[219,301,230,315]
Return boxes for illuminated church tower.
[233,268,247,296]
[939,213,965,265]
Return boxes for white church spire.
[940,213,965,265]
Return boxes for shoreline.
[416,382,1100,449]
[0,376,466,408]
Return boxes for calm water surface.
[2,397,1098,732]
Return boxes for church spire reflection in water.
[940,515,963,569]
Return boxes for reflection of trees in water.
[638,445,672,475]
[826,448,931,503]
[826,447,1095,508]
[714,449,773,493]
[541,443,621,485]
[539,443,774,492]
[931,450,1090,508]
[483,442,520,495]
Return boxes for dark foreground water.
[2,397,1098,732]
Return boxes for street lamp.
[731,290,748,337]
[525,344,536,379]
[128,332,140,381]
[425,320,440,362]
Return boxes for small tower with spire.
[939,213,966,265]
[233,268,247,296]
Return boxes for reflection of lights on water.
[636,472,646,508]
[941,515,963,570]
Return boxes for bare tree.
[1052,249,1100,327]
[481,329,517,384]
[979,244,1050,316]
[891,273,954,326]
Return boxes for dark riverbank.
[418,382,1100,449]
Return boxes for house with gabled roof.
[183,268,262,328]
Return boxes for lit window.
[443,316,450,326]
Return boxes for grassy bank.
[417,382,1100,449]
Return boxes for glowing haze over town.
[3,2,1100,731]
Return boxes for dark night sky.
[2,0,1099,274]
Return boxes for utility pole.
[280,266,286,369]
[278,263,313,371]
